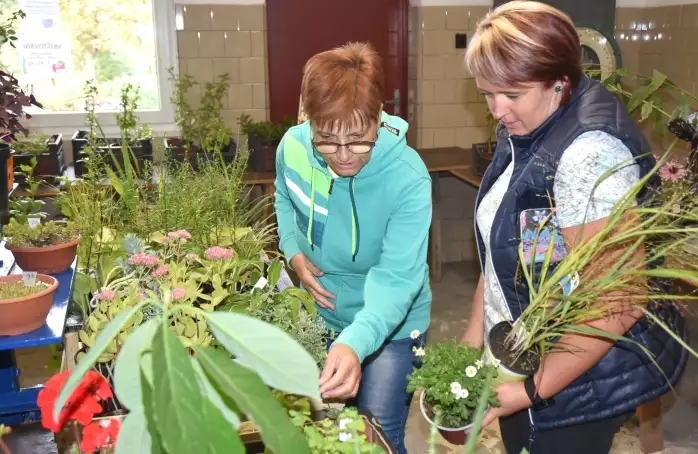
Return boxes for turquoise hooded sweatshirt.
[273,111,432,363]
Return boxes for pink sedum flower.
[95,287,116,302]
[151,265,169,278]
[128,253,159,267]
[659,160,686,182]
[172,287,186,301]
[167,230,192,241]
[205,247,235,261]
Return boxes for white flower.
[475,360,484,369]
[450,381,462,394]
[410,329,421,339]
[459,388,469,399]
[413,347,426,357]
[338,418,353,430]
[338,432,353,442]
[465,366,478,378]
[492,358,502,368]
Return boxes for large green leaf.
[114,409,153,454]
[204,312,321,399]
[151,324,205,454]
[53,301,149,421]
[141,369,164,454]
[190,358,241,429]
[194,346,309,454]
[152,324,244,454]
[267,259,283,287]
[114,318,159,411]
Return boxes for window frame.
[19,0,179,138]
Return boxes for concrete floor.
[10,261,698,453]
[404,262,698,454]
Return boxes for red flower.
[80,417,121,453]
[37,370,113,432]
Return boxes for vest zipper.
[329,179,334,194]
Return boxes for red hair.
[301,42,385,130]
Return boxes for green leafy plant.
[505,148,698,366]
[0,280,49,300]
[3,218,80,248]
[115,83,152,142]
[406,340,500,429]
[53,292,321,452]
[238,113,295,144]
[0,9,24,48]
[287,404,386,454]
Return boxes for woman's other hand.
[481,381,532,427]
[290,253,337,309]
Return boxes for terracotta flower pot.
[0,274,58,335]
[419,390,476,446]
[7,236,80,274]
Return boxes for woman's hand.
[481,381,532,427]
[319,344,362,399]
[290,254,337,309]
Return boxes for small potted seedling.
[3,218,80,274]
[0,272,58,335]
[11,134,66,183]
[406,339,500,445]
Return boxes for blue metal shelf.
[0,243,76,425]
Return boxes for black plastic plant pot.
[13,133,67,182]
[484,321,540,386]
[164,136,237,170]
[247,134,278,172]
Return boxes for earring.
[555,86,562,93]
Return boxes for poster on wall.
[15,0,71,78]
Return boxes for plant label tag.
[23,272,38,286]
[254,276,268,290]
[28,218,41,229]
[275,268,295,291]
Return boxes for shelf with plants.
[73,82,154,178]
[163,70,237,171]
[238,113,296,173]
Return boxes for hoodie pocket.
[329,274,367,328]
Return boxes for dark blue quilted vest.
[475,75,689,430]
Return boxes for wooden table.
[417,147,482,282]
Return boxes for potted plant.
[164,69,236,170]
[238,113,295,172]
[3,218,81,274]
[73,83,153,177]
[0,273,58,335]
[484,148,698,387]
[11,134,66,183]
[406,338,500,445]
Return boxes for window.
[0,0,178,136]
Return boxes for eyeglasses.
[311,139,377,155]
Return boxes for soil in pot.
[489,321,540,376]
[8,236,81,274]
[0,274,58,335]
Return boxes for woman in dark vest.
[460,2,688,453]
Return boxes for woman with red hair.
[274,42,432,453]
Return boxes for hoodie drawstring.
[305,168,360,261]
[308,168,316,250]
[349,177,359,262]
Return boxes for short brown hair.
[301,42,385,130]
[465,1,581,104]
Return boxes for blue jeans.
[328,332,427,454]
